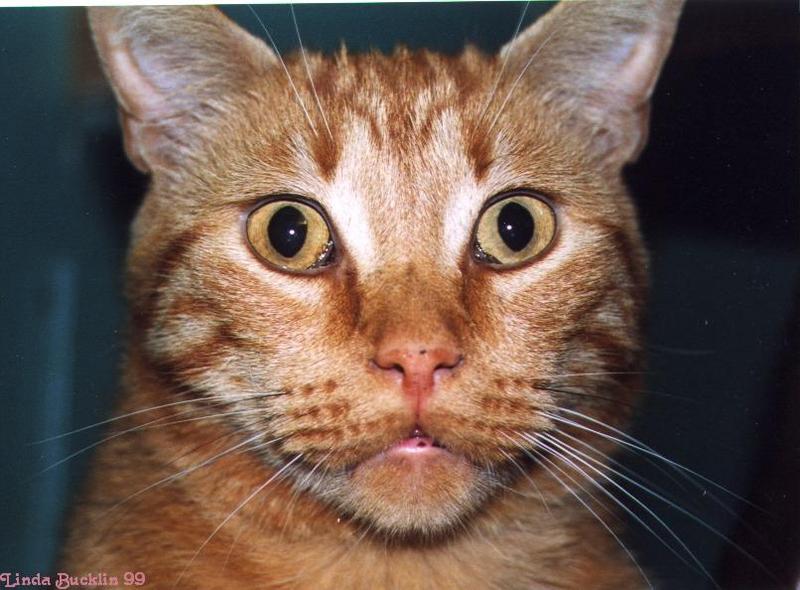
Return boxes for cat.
[62,2,684,588]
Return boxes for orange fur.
[63,2,684,588]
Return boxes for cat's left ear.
[500,0,684,167]
[89,7,278,173]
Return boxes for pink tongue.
[391,435,436,452]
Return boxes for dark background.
[0,3,797,589]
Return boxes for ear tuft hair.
[501,0,684,166]
[89,6,277,173]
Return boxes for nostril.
[436,353,463,371]
[372,342,462,411]
[373,343,462,382]
[432,354,462,384]
[370,358,404,377]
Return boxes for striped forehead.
[318,103,487,275]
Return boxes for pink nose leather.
[373,342,462,413]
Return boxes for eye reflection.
[496,201,535,252]
[473,193,556,268]
[268,205,308,258]
[247,198,335,273]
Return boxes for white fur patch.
[491,214,593,300]
[325,175,376,272]
[323,121,378,273]
[225,226,327,305]
[442,181,485,263]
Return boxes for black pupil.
[268,205,308,258]
[497,201,534,252]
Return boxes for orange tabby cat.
[63,2,684,588]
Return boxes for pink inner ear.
[108,44,165,120]
[614,31,664,106]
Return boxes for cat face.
[91,2,681,539]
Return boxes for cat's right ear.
[499,0,683,168]
[89,7,278,173]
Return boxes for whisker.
[502,432,615,519]
[129,407,269,431]
[35,403,273,477]
[246,435,291,454]
[290,3,333,141]
[536,432,716,584]
[102,433,274,519]
[543,431,773,579]
[221,516,247,574]
[280,450,332,539]
[537,379,695,404]
[476,0,530,123]
[247,5,318,137]
[31,391,283,444]
[90,429,250,548]
[533,383,637,408]
[648,344,717,357]
[173,453,303,589]
[498,446,550,515]
[507,434,652,589]
[224,449,319,574]
[300,519,371,585]
[541,444,706,583]
[555,428,688,502]
[544,371,647,380]
[550,410,760,518]
[486,27,558,133]
[545,408,761,510]
[34,413,176,477]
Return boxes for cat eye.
[246,198,335,273]
[472,193,556,268]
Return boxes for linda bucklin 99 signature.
[1,571,146,588]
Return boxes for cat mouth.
[352,425,454,467]
[385,427,446,456]
[346,424,479,536]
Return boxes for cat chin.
[338,442,488,538]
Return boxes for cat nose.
[372,341,463,412]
